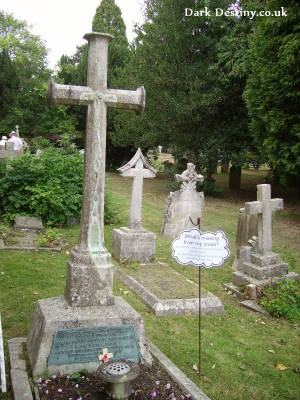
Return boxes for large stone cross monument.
[27,33,151,377]
[244,184,283,255]
[112,148,157,262]
[47,33,145,307]
[231,184,298,289]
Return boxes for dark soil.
[37,360,192,400]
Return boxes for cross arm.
[245,201,263,215]
[104,87,145,115]
[122,168,156,178]
[47,78,94,106]
[271,198,283,212]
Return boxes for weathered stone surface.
[117,148,156,230]
[229,184,298,291]
[26,32,152,379]
[8,338,32,400]
[161,163,204,239]
[14,216,43,231]
[245,184,283,255]
[235,208,258,249]
[0,314,6,393]
[112,227,156,263]
[45,33,146,307]
[240,300,269,315]
[27,296,151,377]
[115,268,223,317]
[161,189,204,240]
[240,261,288,280]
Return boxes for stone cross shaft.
[47,32,145,307]
[244,184,283,255]
[118,148,156,230]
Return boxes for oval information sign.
[172,228,230,268]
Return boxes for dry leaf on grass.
[268,350,275,354]
[212,364,216,369]
[192,364,199,372]
[276,362,288,371]
[32,291,39,295]
[210,342,214,347]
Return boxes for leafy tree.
[113,0,246,182]
[243,0,300,186]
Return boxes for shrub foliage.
[0,148,116,226]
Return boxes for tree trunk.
[221,161,229,174]
[229,165,241,189]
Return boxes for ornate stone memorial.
[27,33,151,377]
[161,163,204,239]
[231,184,298,288]
[112,148,156,262]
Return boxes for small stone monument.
[232,208,258,270]
[161,163,204,239]
[27,32,151,378]
[112,148,156,262]
[231,184,298,289]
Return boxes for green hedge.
[0,148,116,226]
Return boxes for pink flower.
[152,392,157,398]
[181,396,185,400]
[166,383,171,390]
[170,393,175,398]
[45,390,49,395]
[75,384,79,388]
[155,381,160,386]
[35,378,42,383]
[52,375,56,379]
[185,395,191,399]
[58,388,63,393]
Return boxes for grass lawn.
[0,170,299,400]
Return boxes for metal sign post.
[171,222,230,378]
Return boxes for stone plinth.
[27,296,151,377]
[232,247,296,287]
[161,189,204,240]
[112,227,156,262]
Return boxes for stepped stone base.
[232,246,299,287]
[112,227,156,262]
[27,296,152,377]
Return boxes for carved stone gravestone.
[112,148,156,262]
[232,184,298,288]
[161,163,204,239]
[232,208,258,270]
[27,33,151,377]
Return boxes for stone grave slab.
[14,216,43,231]
[115,262,223,317]
[0,228,65,252]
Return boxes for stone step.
[238,261,288,280]
[250,252,280,266]
[232,271,299,288]
[232,271,263,287]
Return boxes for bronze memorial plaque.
[48,324,140,365]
